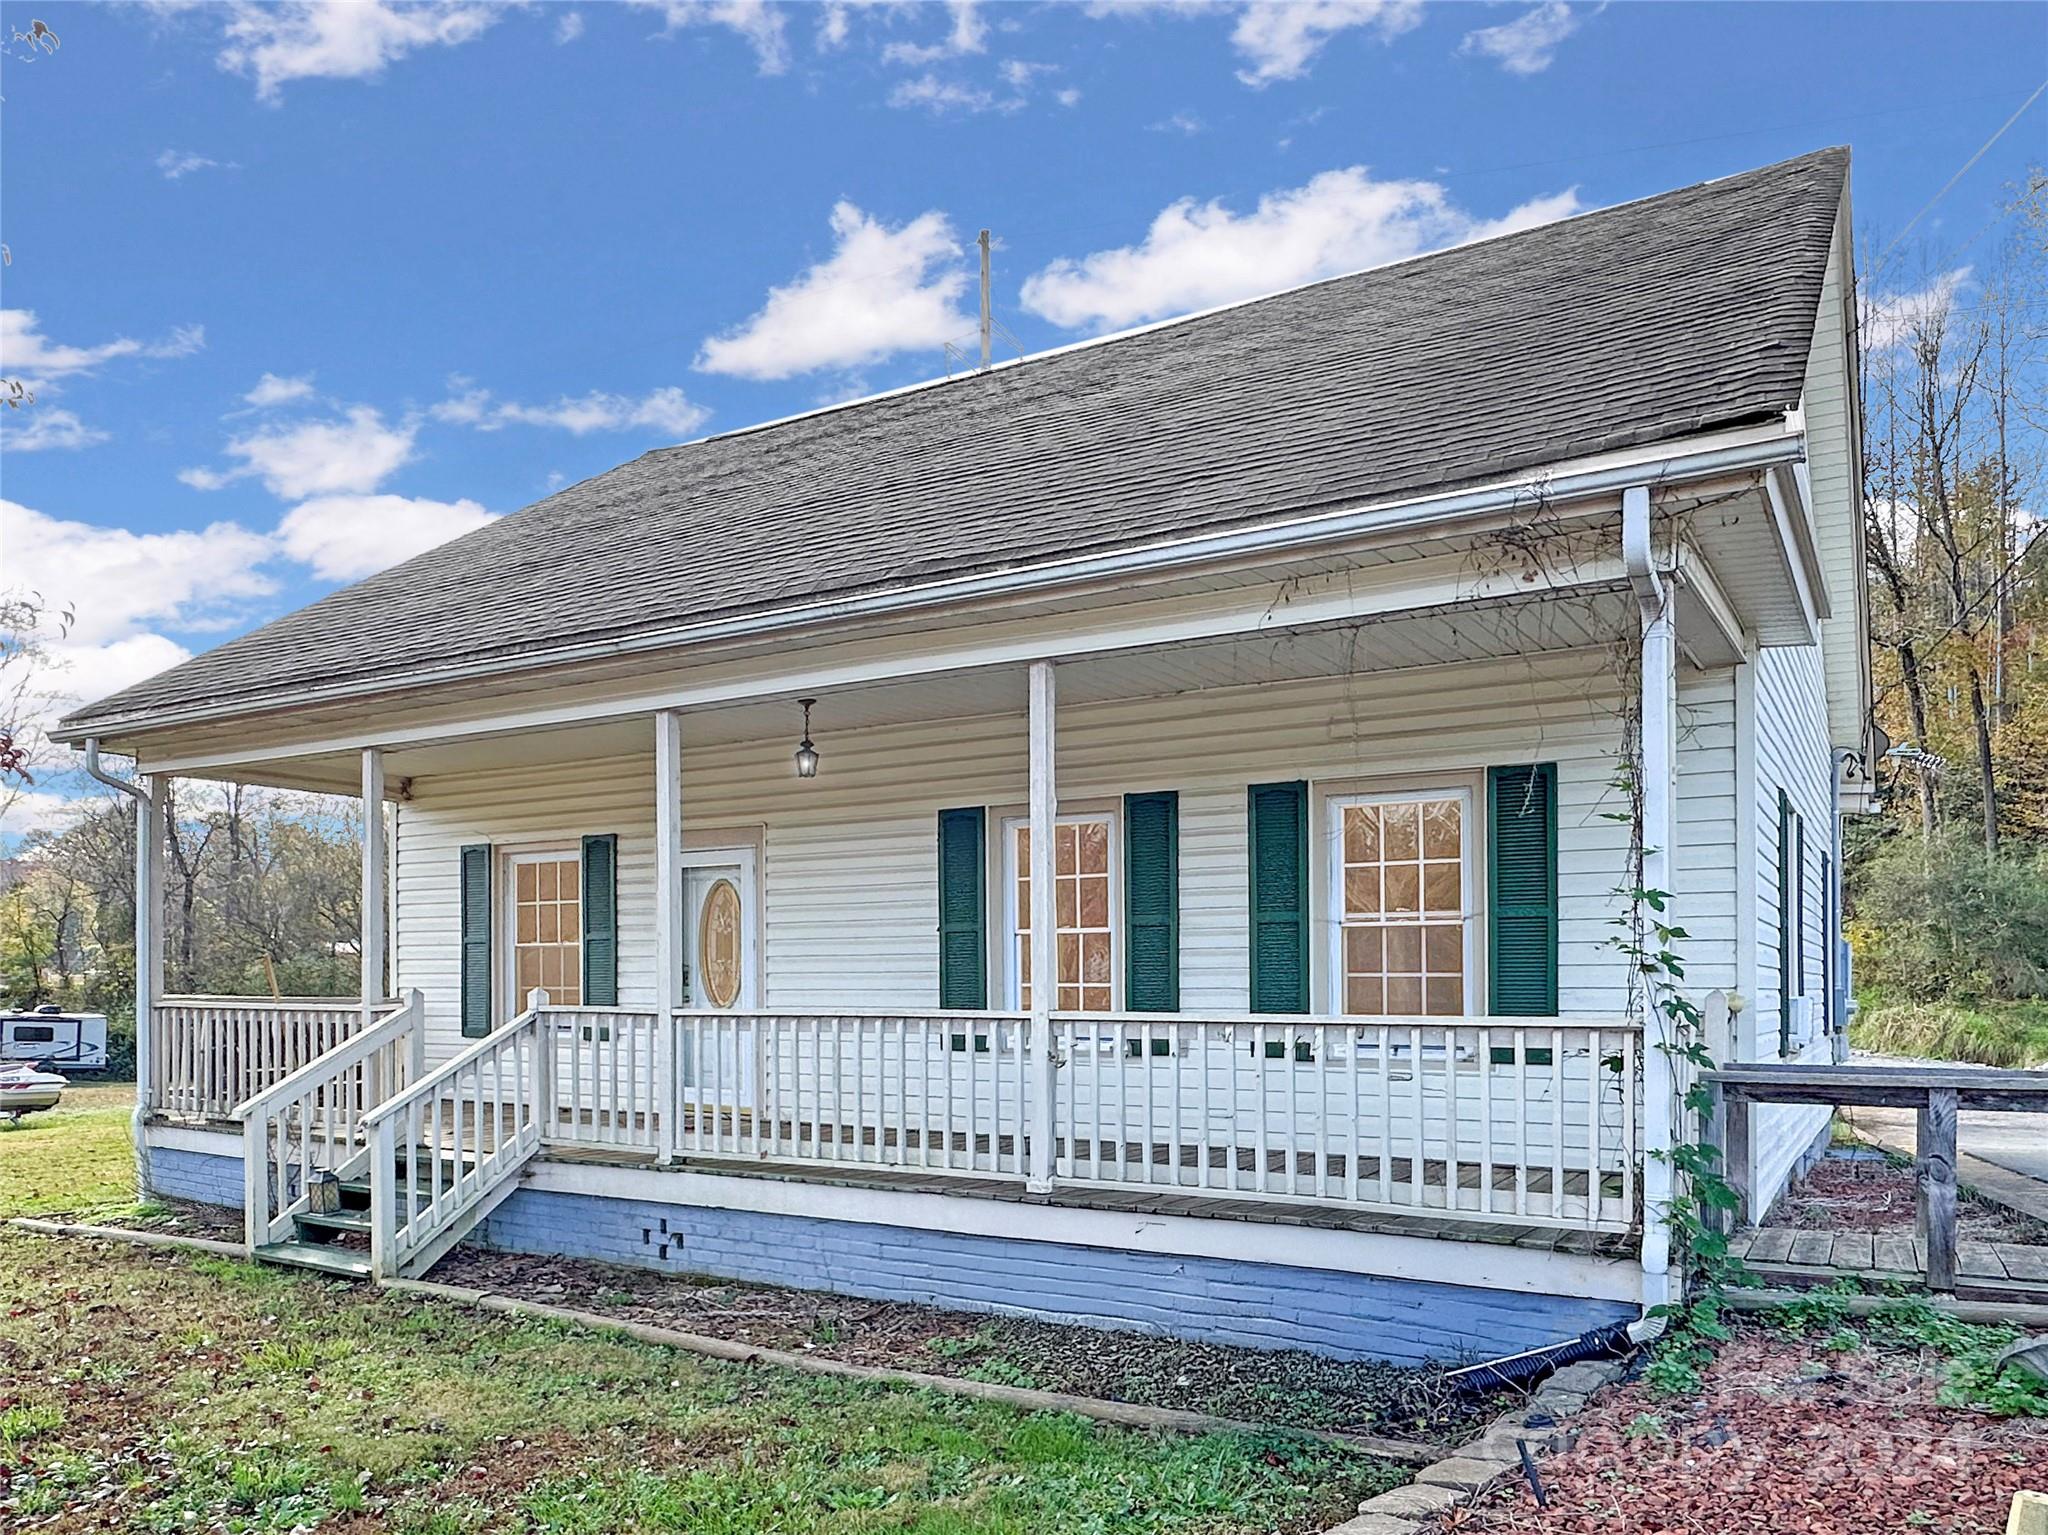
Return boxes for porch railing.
[514,1005,1641,1234]
[1052,1014,1640,1230]
[674,1010,1031,1178]
[154,995,394,1121]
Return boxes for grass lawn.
[0,1089,1405,1533]
[0,1081,141,1217]
[1850,993,2048,1068]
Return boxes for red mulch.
[1776,1156,2046,1244]
[1433,1327,2047,1535]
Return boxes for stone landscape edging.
[7,1217,1441,1467]
[1319,1355,1629,1535]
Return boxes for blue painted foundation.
[478,1188,1633,1364]
[148,1146,244,1208]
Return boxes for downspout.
[1623,487,1676,1314]
[1828,747,1857,1064]
[81,739,158,1197]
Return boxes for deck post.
[133,774,166,1195]
[1626,484,1677,1309]
[1027,660,1058,1195]
[360,748,387,1020]
[654,708,685,1164]
[1916,1087,1959,1292]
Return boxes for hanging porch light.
[793,698,820,778]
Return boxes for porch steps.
[252,1238,374,1279]
[293,1208,372,1237]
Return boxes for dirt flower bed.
[1775,1152,2048,1244]
[428,1247,1490,1444]
[1429,1320,2048,1535]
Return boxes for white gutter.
[57,433,1807,744]
[80,740,159,1198]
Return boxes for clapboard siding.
[1747,640,1836,1211]
[394,650,1743,1066]
[1802,196,1871,754]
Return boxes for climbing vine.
[1603,713,1753,1395]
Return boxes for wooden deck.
[1733,1224,2048,1302]
[539,1142,1639,1259]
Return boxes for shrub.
[1848,830,2048,1003]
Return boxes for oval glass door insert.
[698,878,744,1008]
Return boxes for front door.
[682,850,758,1010]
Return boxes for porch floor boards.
[539,1140,1637,1259]
[1730,1225,2048,1302]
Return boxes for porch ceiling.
[177,580,1645,795]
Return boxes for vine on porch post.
[1603,687,1752,1396]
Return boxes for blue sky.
[1,0,2043,831]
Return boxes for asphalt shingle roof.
[64,147,1848,733]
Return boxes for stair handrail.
[229,992,421,1126]
[233,989,425,1253]
[364,999,547,1279]
[358,1001,539,1132]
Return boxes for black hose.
[1443,1319,1639,1395]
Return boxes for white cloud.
[0,408,108,453]
[1,500,278,652]
[215,0,508,102]
[1230,0,1423,86]
[275,494,497,580]
[555,9,585,43]
[881,0,987,64]
[181,405,418,500]
[888,73,1003,114]
[695,201,973,380]
[1459,1,1582,75]
[1864,268,1971,352]
[243,371,317,408]
[1055,85,1081,107]
[1150,110,1204,134]
[0,789,96,841]
[155,148,225,180]
[430,380,709,437]
[1021,167,1581,331]
[0,309,204,385]
[628,0,789,74]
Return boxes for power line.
[1871,77,2047,277]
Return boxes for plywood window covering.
[511,851,582,1007]
[1334,791,1471,1017]
[1014,816,1115,1012]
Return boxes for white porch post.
[654,708,684,1164]
[132,774,165,1194]
[1626,484,1677,1310]
[360,748,387,1018]
[1027,660,1058,1194]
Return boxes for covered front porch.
[111,457,1818,1322]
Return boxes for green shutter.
[1124,792,1179,1012]
[1487,764,1558,1016]
[459,844,493,1038]
[581,833,619,1007]
[1247,782,1309,1014]
[1778,790,1794,1054]
[937,808,987,1009]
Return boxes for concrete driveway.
[1840,1052,2048,1223]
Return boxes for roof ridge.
[662,146,1850,455]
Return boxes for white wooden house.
[57,148,1872,1364]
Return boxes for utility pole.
[978,228,992,371]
